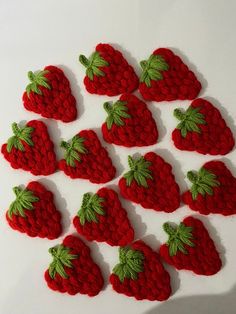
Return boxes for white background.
[0,1,236,313]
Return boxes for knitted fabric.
[139,48,201,102]
[172,98,235,155]
[6,181,62,239]
[182,161,236,215]
[79,43,139,96]
[23,66,77,122]
[101,93,158,147]
[59,130,116,183]
[110,240,171,301]
[159,216,222,275]
[1,120,57,175]
[45,235,104,296]
[73,187,134,246]
[119,152,180,212]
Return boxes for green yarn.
[7,122,34,153]
[61,135,87,167]
[103,101,131,129]
[26,70,51,97]
[79,51,109,80]
[77,193,105,225]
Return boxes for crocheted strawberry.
[172,98,235,155]
[59,130,116,183]
[6,181,62,239]
[119,152,180,212]
[101,94,158,147]
[79,43,139,96]
[159,216,222,275]
[182,161,236,215]
[110,240,171,301]
[139,48,201,102]
[22,66,77,122]
[1,120,57,175]
[73,188,134,246]
[45,235,104,296]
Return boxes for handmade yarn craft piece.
[23,66,77,122]
[119,152,180,212]
[139,48,201,102]
[1,120,57,175]
[159,216,222,275]
[172,98,235,155]
[45,235,104,296]
[110,240,171,301]
[101,93,158,147]
[73,187,134,246]
[79,43,139,96]
[182,160,236,215]
[6,181,62,239]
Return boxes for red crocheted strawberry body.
[73,188,134,246]
[172,99,235,155]
[139,48,201,102]
[119,152,180,212]
[159,217,222,275]
[45,235,104,296]
[1,120,57,175]
[6,181,62,239]
[23,66,77,122]
[101,94,158,147]
[110,240,171,301]
[182,161,236,215]
[79,44,139,96]
[59,130,116,183]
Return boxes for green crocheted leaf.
[61,135,87,167]
[7,122,34,153]
[79,51,109,80]
[26,70,51,97]
[77,193,105,225]
[103,101,131,129]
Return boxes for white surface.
[0,0,236,313]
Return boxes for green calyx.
[48,244,78,279]
[124,155,153,188]
[77,193,105,225]
[113,247,144,282]
[8,186,39,219]
[79,51,109,80]
[26,70,51,97]
[140,54,169,87]
[7,122,34,153]
[187,167,220,200]
[174,106,206,138]
[103,101,131,129]
[163,222,195,256]
[61,135,87,167]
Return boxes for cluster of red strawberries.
[2,43,236,301]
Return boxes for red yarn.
[23,66,77,122]
[45,235,104,296]
[101,94,158,147]
[110,240,171,301]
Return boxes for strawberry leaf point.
[79,51,109,81]
[26,70,51,97]
[61,135,87,167]
[103,101,131,129]
[7,122,34,153]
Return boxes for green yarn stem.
[79,51,109,80]
[60,135,87,167]
[7,122,34,153]
[103,101,131,129]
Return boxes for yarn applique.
[110,240,171,301]
[119,152,180,212]
[182,160,236,215]
[73,187,134,246]
[22,66,77,122]
[6,181,62,239]
[79,43,139,96]
[159,216,222,275]
[172,98,235,155]
[59,130,116,183]
[1,120,57,175]
[101,93,158,147]
[45,235,104,296]
[139,48,201,102]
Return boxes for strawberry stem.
[79,51,109,81]
[60,135,87,167]
[26,69,51,97]
[103,101,131,129]
[7,122,34,153]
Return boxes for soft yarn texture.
[23,66,77,122]
[73,187,134,246]
[101,93,158,147]
[139,48,201,101]
[1,120,57,175]
[6,181,62,239]
[45,235,104,296]
[172,98,235,155]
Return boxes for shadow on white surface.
[148,105,167,142]
[221,157,236,176]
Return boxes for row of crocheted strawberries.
[23,44,202,123]
[6,182,222,300]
